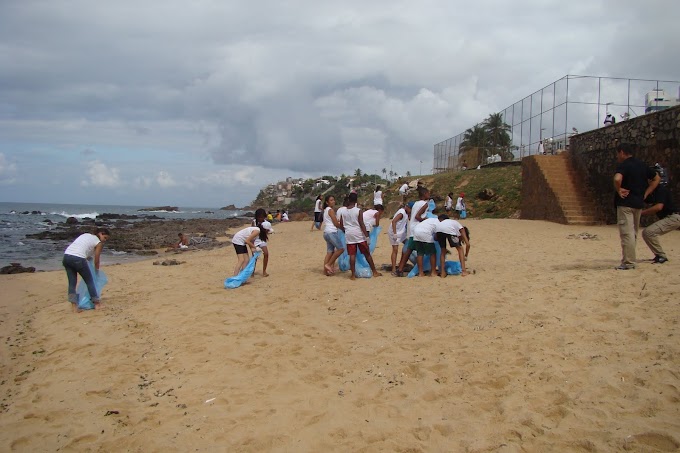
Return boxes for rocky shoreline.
[26,215,252,254]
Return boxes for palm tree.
[484,113,512,159]
[460,125,489,150]
[354,168,362,177]
[381,168,387,181]
[406,171,411,177]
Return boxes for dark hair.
[254,208,266,222]
[464,226,470,240]
[417,186,429,198]
[258,226,268,243]
[448,192,453,197]
[178,232,184,237]
[95,227,111,236]
[617,143,636,156]
[348,192,358,203]
[374,204,384,211]
[375,185,381,191]
[316,195,322,201]
[342,195,350,207]
[438,214,449,221]
[323,194,335,209]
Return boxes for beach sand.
[1,219,679,452]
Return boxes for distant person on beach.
[281,211,289,222]
[176,233,189,249]
[252,208,272,277]
[62,227,111,311]
[445,192,453,213]
[436,215,470,277]
[399,182,409,202]
[311,195,322,231]
[394,186,430,276]
[231,225,268,276]
[275,210,281,221]
[362,204,384,233]
[321,195,344,276]
[613,143,659,270]
[388,203,411,273]
[537,140,545,155]
[373,185,383,207]
[338,192,382,280]
[455,193,466,219]
[641,179,679,264]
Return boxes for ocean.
[0,202,244,272]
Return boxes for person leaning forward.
[613,143,659,270]
[642,183,680,264]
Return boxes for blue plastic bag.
[77,261,108,310]
[354,226,381,278]
[407,241,442,277]
[225,251,261,289]
[460,210,467,219]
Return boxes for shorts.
[388,230,406,246]
[405,237,415,250]
[323,231,344,253]
[314,212,322,223]
[436,232,460,249]
[414,241,436,256]
[233,243,248,254]
[346,241,370,256]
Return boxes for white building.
[645,88,680,114]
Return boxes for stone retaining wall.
[569,105,680,224]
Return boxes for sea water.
[0,202,243,271]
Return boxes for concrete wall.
[569,105,680,224]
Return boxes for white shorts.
[387,229,406,246]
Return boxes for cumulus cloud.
[81,160,122,187]
[156,171,177,188]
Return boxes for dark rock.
[99,213,141,220]
[477,188,497,200]
[66,217,79,225]
[220,204,237,210]
[243,211,254,217]
[135,250,158,256]
[204,211,214,214]
[138,206,179,212]
[42,219,54,225]
[1,263,36,274]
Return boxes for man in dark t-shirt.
[642,184,679,264]
[613,144,659,269]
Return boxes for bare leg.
[429,254,436,277]
[416,255,424,277]
[457,247,469,276]
[366,254,382,277]
[233,254,247,276]
[326,249,343,275]
[397,246,411,273]
[349,254,356,280]
[261,247,269,277]
[390,245,398,272]
[439,250,447,278]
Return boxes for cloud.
[0,153,18,184]
[81,160,122,187]
[156,170,177,188]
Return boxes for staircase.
[533,153,600,225]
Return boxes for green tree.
[354,168,362,177]
[406,171,411,177]
[483,112,512,160]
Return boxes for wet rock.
[66,217,79,225]
[220,204,237,210]
[1,263,36,274]
[138,206,178,212]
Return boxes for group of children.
[230,184,471,281]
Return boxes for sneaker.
[615,264,635,270]
[652,256,668,264]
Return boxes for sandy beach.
[1,219,679,452]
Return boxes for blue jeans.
[63,254,99,303]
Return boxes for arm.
[641,202,663,217]
[391,213,403,234]
[415,204,428,222]
[644,174,661,200]
[613,173,629,198]
[93,242,104,271]
[246,230,259,251]
[460,229,471,258]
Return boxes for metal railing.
[433,75,680,172]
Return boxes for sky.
[1,0,679,208]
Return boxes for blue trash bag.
[460,210,467,219]
[337,230,350,271]
[225,251,261,289]
[77,261,108,310]
[354,226,381,278]
[445,260,462,275]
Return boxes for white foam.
[53,211,99,219]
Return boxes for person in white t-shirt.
[394,186,430,276]
[445,192,453,213]
[436,215,470,277]
[399,182,409,202]
[387,203,411,273]
[252,208,273,277]
[232,225,267,276]
[412,217,440,277]
[373,186,383,207]
[338,192,382,280]
[362,204,384,233]
[63,227,111,311]
[311,195,323,231]
[321,195,345,276]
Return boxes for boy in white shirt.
[338,192,382,280]
[436,214,470,277]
